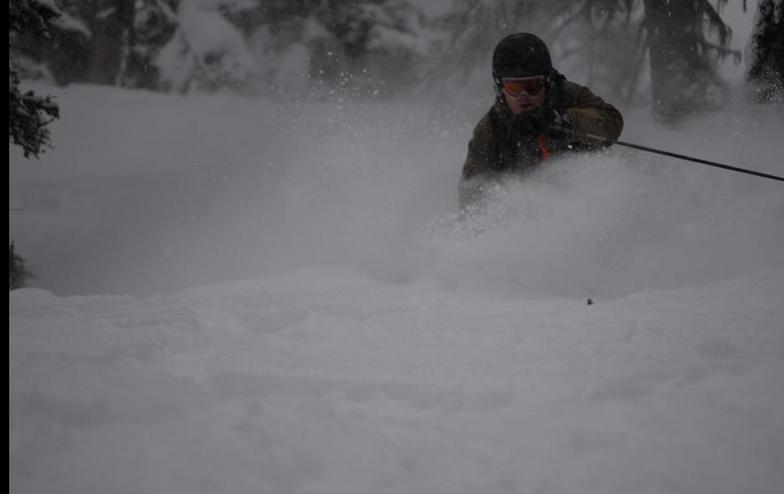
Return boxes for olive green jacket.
[459,80,623,210]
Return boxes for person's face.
[501,76,546,114]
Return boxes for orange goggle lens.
[502,76,545,97]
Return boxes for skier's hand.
[512,107,571,136]
[540,108,571,136]
[550,108,571,132]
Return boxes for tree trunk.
[642,0,725,123]
[89,0,135,85]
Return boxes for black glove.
[535,107,571,136]
[550,108,572,133]
[508,107,571,137]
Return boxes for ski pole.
[550,126,784,183]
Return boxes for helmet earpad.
[492,71,503,96]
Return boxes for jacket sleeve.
[459,115,497,212]
[562,81,624,147]
[461,114,495,181]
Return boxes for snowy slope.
[10,266,784,494]
[8,48,784,494]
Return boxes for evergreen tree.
[544,0,648,106]
[748,0,784,107]
[9,0,60,158]
[10,0,61,292]
[642,0,740,122]
[429,0,738,119]
[120,0,179,90]
[9,242,32,290]
[308,0,438,97]
[7,0,745,111]
[153,0,260,94]
[89,0,136,85]
[13,0,92,85]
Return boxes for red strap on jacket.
[537,134,551,160]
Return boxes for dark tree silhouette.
[548,0,739,121]
[10,0,61,290]
[642,0,740,122]
[9,242,32,290]
[89,0,136,84]
[9,0,60,158]
[748,0,784,106]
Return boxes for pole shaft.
[552,126,784,183]
[613,140,784,182]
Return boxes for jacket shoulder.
[468,107,500,158]
[558,80,624,143]
[472,108,496,140]
[559,80,603,106]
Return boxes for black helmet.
[492,33,553,83]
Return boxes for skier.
[459,33,624,213]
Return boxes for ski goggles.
[501,76,546,97]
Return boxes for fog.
[9,77,784,298]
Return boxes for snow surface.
[12,262,784,494]
[9,38,784,493]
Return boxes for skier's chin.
[512,103,537,114]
